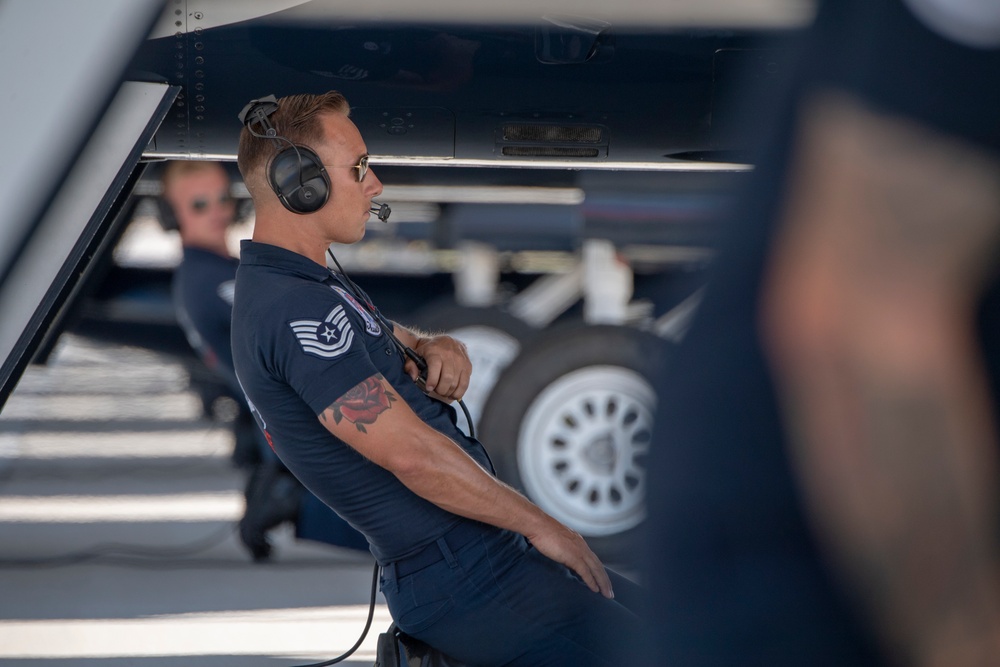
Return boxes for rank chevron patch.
[289,305,354,359]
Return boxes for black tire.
[478,324,668,562]
[409,300,536,436]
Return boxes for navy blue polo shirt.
[172,246,240,391]
[231,240,493,562]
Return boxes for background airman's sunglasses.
[189,193,234,213]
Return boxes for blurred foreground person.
[644,1,1000,665]
[162,161,367,560]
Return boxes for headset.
[238,94,392,221]
[238,94,331,215]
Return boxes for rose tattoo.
[328,375,397,433]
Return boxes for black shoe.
[239,463,300,562]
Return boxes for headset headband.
[238,94,280,139]
[237,93,331,215]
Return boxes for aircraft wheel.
[478,325,666,561]
[410,302,535,436]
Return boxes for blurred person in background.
[643,0,1000,665]
[162,160,367,561]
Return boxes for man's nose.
[366,169,383,197]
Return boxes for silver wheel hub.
[517,366,654,537]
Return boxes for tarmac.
[0,335,384,667]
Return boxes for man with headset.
[231,91,641,666]
[162,160,368,561]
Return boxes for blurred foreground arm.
[762,93,1000,667]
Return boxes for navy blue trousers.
[380,526,642,666]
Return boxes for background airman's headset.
[237,94,390,220]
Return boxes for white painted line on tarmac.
[0,492,242,522]
[0,393,202,421]
[0,429,231,459]
[0,604,391,659]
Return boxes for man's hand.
[526,520,615,599]
[408,335,471,402]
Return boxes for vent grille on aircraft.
[500,146,602,157]
[502,124,605,143]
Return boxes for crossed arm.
[761,93,1000,666]
[318,327,614,599]
[391,324,470,402]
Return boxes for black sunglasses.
[190,193,234,213]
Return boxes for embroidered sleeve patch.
[330,285,382,336]
[289,305,355,359]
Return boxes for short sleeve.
[264,281,381,415]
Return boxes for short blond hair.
[160,160,229,196]
[236,91,350,200]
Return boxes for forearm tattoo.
[322,374,397,433]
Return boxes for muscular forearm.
[390,423,553,539]
[390,422,613,596]
[319,372,611,595]
[761,93,1000,666]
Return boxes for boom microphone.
[369,203,391,222]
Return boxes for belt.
[386,520,494,579]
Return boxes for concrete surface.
[0,335,384,667]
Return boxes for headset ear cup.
[268,146,330,214]
[155,196,179,232]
